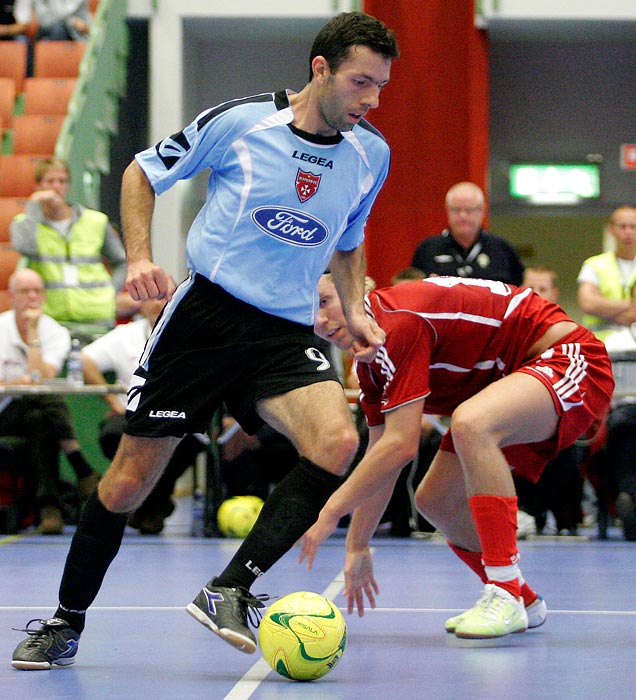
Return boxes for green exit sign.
[509,164,600,204]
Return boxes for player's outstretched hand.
[343,549,379,616]
[298,509,341,571]
[126,259,176,302]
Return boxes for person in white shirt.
[81,299,206,534]
[32,0,91,41]
[0,269,99,533]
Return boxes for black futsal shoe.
[186,578,269,654]
[12,618,80,670]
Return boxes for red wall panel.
[362,1,489,286]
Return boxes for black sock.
[66,450,93,479]
[55,491,128,634]
[214,457,341,590]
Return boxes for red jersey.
[358,277,568,424]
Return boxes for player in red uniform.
[301,274,614,639]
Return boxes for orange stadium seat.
[0,198,27,243]
[0,287,11,312]
[0,78,16,129]
[34,41,86,78]
[23,78,77,116]
[0,154,46,197]
[0,247,21,289]
[0,42,27,92]
[12,114,65,155]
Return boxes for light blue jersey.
[136,90,391,325]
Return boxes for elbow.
[577,296,592,314]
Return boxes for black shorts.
[124,273,338,437]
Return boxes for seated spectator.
[577,205,636,341]
[577,207,636,538]
[516,266,588,535]
[218,415,299,504]
[10,158,139,333]
[603,327,636,540]
[81,298,206,534]
[33,0,91,41]
[0,1,30,40]
[0,269,100,533]
[411,181,524,285]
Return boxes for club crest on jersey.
[295,168,321,203]
[251,206,329,247]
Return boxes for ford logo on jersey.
[251,206,329,247]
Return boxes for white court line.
[3,606,636,617]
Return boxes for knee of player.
[414,482,439,519]
[449,403,491,451]
[319,422,359,473]
[99,470,145,513]
[414,484,430,515]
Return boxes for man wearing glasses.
[411,181,524,285]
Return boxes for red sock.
[447,541,487,583]
[520,582,538,607]
[469,494,521,599]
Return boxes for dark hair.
[308,12,399,82]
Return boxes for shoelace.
[474,586,510,618]
[12,619,63,647]
[238,591,273,629]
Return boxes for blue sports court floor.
[1,498,635,700]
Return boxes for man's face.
[610,208,636,249]
[316,45,392,134]
[446,189,484,243]
[11,272,45,315]
[314,276,353,350]
[38,167,70,198]
[523,271,558,303]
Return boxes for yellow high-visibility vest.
[19,209,115,323]
[582,251,636,340]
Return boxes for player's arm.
[120,160,175,302]
[81,353,125,414]
[338,425,401,616]
[345,426,398,550]
[299,399,424,570]
[329,245,385,362]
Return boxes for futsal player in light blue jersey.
[12,12,399,669]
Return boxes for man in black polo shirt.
[411,181,524,285]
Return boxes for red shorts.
[439,326,614,483]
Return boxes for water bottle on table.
[66,338,84,386]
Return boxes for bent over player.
[12,12,399,669]
[301,274,613,639]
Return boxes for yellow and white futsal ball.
[259,591,347,681]
[216,495,264,538]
